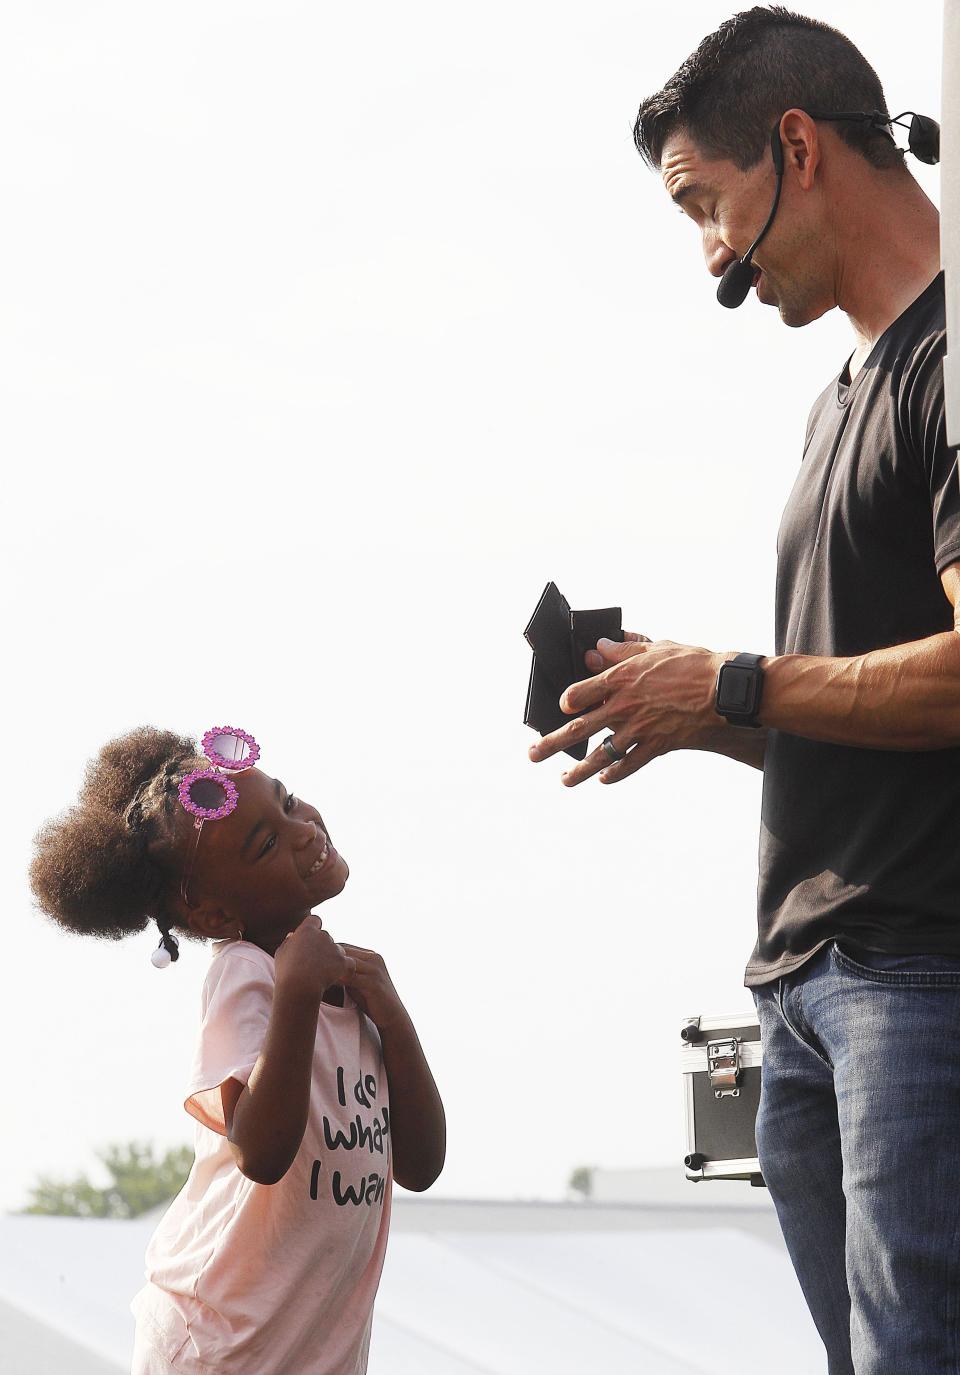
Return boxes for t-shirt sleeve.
[185,949,275,1135]
[900,326,960,576]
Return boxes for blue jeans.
[753,941,960,1374]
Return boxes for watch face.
[719,663,761,717]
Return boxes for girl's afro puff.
[30,726,204,940]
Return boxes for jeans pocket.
[832,940,960,987]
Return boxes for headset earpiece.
[907,113,940,166]
[805,108,940,166]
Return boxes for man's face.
[660,128,830,328]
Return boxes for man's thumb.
[596,636,647,661]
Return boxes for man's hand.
[582,628,648,673]
[340,945,409,1033]
[528,634,727,786]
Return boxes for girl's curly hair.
[30,727,206,941]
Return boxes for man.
[528,8,960,1373]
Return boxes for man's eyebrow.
[670,181,708,207]
[242,778,285,855]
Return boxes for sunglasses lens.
[188,776,230,811]
[209,732,253,766]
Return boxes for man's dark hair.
[634,6,904,173]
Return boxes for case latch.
[707,1037,742,1098]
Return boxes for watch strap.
[715,652,765,728]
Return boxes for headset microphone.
[717,257,758,309]
[717,126,784,309]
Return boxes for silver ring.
[601,736,625,764]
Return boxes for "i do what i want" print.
[311,1066,390,1207]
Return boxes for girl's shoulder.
[203,938,276,995]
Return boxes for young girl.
[29,725,446,1375]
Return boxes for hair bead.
[152,922,180,970]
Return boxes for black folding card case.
[523,582,623,761]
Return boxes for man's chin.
[757,273,802,323]
[765,280,834,329]
[778,305,807,328]
[778,298,832,329]
[756,274,788,314]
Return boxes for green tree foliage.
[21,1142,193,1219]
[568,1165,594,1199]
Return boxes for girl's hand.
[275,915,356,1003]
[340,945,408,1032]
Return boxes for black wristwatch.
[715,652,766,728]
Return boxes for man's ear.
[779,108,820,189]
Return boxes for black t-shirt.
[746,273,960,987]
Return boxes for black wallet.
[523,582,623,760]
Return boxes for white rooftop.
[0,1184,820,1374]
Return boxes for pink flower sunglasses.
[178,726,261,907]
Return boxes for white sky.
[1,1,944,1213]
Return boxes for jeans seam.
[767,975,833,1071]
[794,977,833,1071]
[950,1195,960,1375]
[833,944,960,987]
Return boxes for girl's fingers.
[341,959,377,984]
[340,943,375,960]
[340,954,373,977]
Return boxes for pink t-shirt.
[131,939,392,1374]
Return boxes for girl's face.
[179,768,349,954]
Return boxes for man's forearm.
[694,725,768,770]
[531,617,960,786]
[758,631,960,749]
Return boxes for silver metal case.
[680,1012,764,1185]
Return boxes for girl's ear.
[184,901,236,941]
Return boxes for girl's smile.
[179,768,350,953]
[306,834,331,875]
